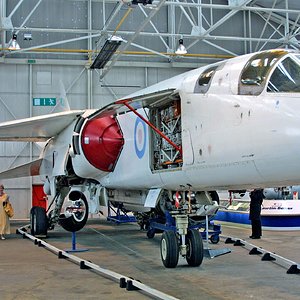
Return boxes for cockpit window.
[267,57,300,93]
[239,50,287,95]
[194,66,218,94]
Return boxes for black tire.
[160,230,179,268]
[30,206,48,237]
[59,192,89,232]
[147,229,155,239]
[210,234,220,244]
[186,229,204,267]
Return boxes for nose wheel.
[160,228,204,268]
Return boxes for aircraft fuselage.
[79,49,300,192]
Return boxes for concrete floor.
[1,219,300,300]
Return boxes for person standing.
[249,189,265,239]
[0,184,11,240]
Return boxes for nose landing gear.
[158,212,205,268]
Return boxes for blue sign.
[33,98,56,106]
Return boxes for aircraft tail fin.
[51,80,71,113]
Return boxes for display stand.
[107,202,136,224]
[65,232,89,253]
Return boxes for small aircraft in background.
[0,48,300,268]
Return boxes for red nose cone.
[81,115,124,172]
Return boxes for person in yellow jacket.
[0,184,11,240]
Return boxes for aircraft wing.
[0,158,43,180]
[0,110,85,142]
[0,89,176,141]
[89,88,177,119]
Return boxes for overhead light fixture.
[175,39,187,55]
[90,36,124,69]
[122,0,152,6]
[132,0,152,5]
[8,33,20,50]
[24,32,32,41]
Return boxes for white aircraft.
[0,48,300,268]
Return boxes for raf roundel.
[134,117,147,159]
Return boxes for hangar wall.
[0,62,190,219]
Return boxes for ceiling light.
[24,32,32,41]
[90,36,124,69]
[8,33,20,50]
[122,0,152,6]
[175,39,187,55]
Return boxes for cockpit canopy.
[267,56,300,93]
[239,49,300,95]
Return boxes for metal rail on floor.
[221,235,300,274]
[17,227,179,300]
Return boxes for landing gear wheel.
[59,192,89,232]
[210,234,220,244]
[30,206,48,237]
[160,230,179,268]
[186,229,204,267]
[147,228,155,239]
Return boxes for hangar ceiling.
[0,0,300,77]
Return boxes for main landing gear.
[30,190,90,237]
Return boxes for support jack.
[65,232,89,253]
